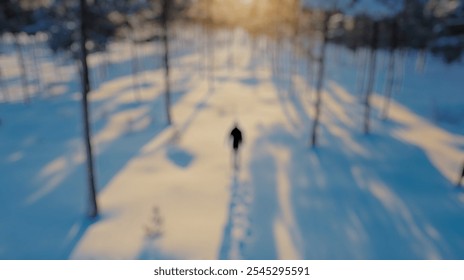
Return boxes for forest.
[1,0,464,260]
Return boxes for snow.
[1,27,464,260]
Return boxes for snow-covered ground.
[1,28,464,260]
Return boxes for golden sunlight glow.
[190,0,300,34]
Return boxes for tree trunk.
[30,35,44,97]
[306,44,314,96]
[310,13,330,148]
[80,0,98,218]
[227,29,235,72]
[394,49,406,95]
[206,4,215,94]
[381,50,395,119]
[52,53,64,85]
[202,26,208,80]
[162,0,172,125]
[363,22,379,134]
[0,67,11,102]
[381,21,398,120]
[102,50,110,82]
[13,36,30,103]
[416,48,427,73]
[96,52,106,84]
[128,28,142,102]
[196,25,203,77]
[356,47,369,101]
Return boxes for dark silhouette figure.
[229,124,243,169]
[458,162,464,187]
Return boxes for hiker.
[229,123,243,169]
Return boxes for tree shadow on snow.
[236,119,464,259]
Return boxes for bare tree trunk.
[195,25,203,77]
[162,0,172,125]
[416,48,427,73]
[310,13,330,147]
[13,35,30,103]
[137,35,150,83]
[96,52,106,84]
[363,22,379,134]
[202,26,208,80]
[290,19,300,93]
[205,2,215,94]
[128,29,142,102]
[227,28,235,72]
[381,21,398,120]
[290,0,299,80]
[381,50,395,119]
[29,35,45,97]
[208,32,215,93]
[356,47,369,101]
[275,38,282,76]
[0,67,11,102]
[289,38,297,92]
[306,44,315,96]
[101,50,110,81]
[152,30,161,71]
[394,49,406,95]
[52,53,64,85]
[80,0,98,218]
